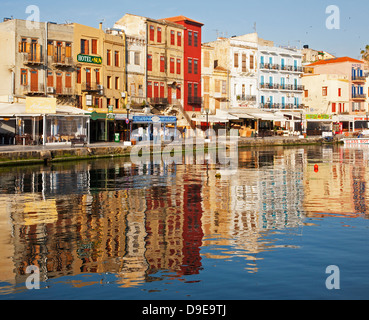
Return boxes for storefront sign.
[133,116,177,124]
[77,54,102,65]
[26,97,56,114]
[306,114,332,120]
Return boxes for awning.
[247,112,287,121]
[192,115,229,123]
[0,103,91,117]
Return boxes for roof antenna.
[253,22,257,33]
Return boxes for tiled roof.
[163,15,204,26]
[307,56,363,66]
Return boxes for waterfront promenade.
[0,136,327,166]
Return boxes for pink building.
[307,57,367,115]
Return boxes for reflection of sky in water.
[1,145,369,299]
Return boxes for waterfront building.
[0,19,76,106]
[163,16,204,115]
[0,19,90,145]
[302,57,369,132]
[257,41,304,111]
[301,45,336,64]
[115,15,185,119]
[72,22,127,142]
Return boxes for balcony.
[260,83,280,90]
[260,63,280,71]
[82,82,104,95]
[280,65,303,73]
[188,96,202,105]
[260,103,305,110]
[149,97,169,105]
[237,95,256,102]
[21,84,45,95]
[55,87,75,96]
[352,94,367,100]
[352,76,367,83]
[51,56,74,68]
[21,52,44,65]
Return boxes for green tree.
[360,45,369,62]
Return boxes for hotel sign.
[77,54,102,65]
[306,114,332,120]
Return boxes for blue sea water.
[1,144,369,300]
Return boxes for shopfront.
[131,115,177,142]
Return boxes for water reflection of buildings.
[303,145,369,218]
[0,160,206,290]
[201,148,306,273]
[3,145,367,292]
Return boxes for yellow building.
[72,23,126,142]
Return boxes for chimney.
[99,22,103,30]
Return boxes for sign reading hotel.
[26,97,56,114]
[77,54,102,65]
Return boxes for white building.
[258,45,304,111]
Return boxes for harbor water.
[1,144,369,300]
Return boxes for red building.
[164,16,204,113]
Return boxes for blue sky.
[2,0,368,59]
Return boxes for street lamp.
[126,104,131,143]
[204,107,209,141]
[366,112,369,129]
[300,111,303,136]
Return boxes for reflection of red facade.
[180,183,204,276]
[164,16,204,112]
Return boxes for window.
[96,69,100,84]
[194,59,198,74]
[222,81,226,94]
[194,83,198,97]
[160,82,165,98]
[147,81,152,98]
[157,27,162,43]
[188,31,192,46]
[77,67,81,84]
[242,54,247,72]
[66,42,72,58]
[150,25,155,41]
[177,32,182,46]
[188,58,192,74]
[115,99,120,109]
[194,32,198,47]
[250,55,254,70]
[188,83,192,97]
[234,53,239,68]
[338,88,342,97]
[332,103,336,113]
[160,56,165,73]
[171,31,175,45]
[114,51,119,67]
[107,76,111,89]
[134,52,140,65]
[107,50,111,66]
[47,40,53,56]
[21,69,28,85]
[65,73,72,88]
[91,39,98,54]
[115,77,119,90]
[322,86,328,96]
[147,54,153,71]
[20,38,27,53]
[304,90,309,98]
[176,59,181,75]
[170,58,175,73]
[81,39,89,54]
[47,71,53,87]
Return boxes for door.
[154,82,159,98]
[86,68,91,90]
[30,69,38,92]
[56,72,63,94]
